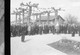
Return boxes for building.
[11,14,65,26]
[36,15,65,26]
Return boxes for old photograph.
[11,0,80,55]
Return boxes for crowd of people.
[10,23,80,42]
[10,23,80,37]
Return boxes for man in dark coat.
[39,25,43,35]
[59,25,63,33]
[71,24,76,37]
[75,25,78,34]
[25,26,28,35]
[34,25,39,35]
[49,25,52,33]
[21,33,25,42]
[67,25,73,34]
[21,27,26,42]
[51,25,55,34]
[43,25,49,34]
[64,25,68,34]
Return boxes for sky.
[11,0,80,22]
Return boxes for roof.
[36,15,65,21]
[53,15,65,21]
[36,16,55,21]
[11,15,65,25]
[58,15,65,21]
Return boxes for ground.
[48,38,80,55]
[11,34,80,55]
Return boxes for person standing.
[55,22,60,34]
[28,25,31,35]
[21,33,25,42]
[39,25,43,35]
[71,24,76,37]
[52,25,55,34]
[21,26,26,42]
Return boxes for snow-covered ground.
[11,34,80,55]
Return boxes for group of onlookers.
[10,24,80,37]
[10,24,80,42]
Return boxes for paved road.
[11,34,68,55]
[11,34,80,55]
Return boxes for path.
[11,34,80,55]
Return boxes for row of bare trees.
[11,2,80,26]
[11,2,38,25]
[11,2,65,25]
[65,14,79,26]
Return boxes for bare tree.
[20,2,38,25]
[65,14,78,25]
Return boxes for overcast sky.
[11,0,80,22]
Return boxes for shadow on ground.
[24,39,31,42]
[47,39,80,55]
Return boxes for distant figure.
[55,23,60,34]
[67,24,73,34]
[39,25,43,35]
[21,27,26,42]
[28,25,31,35]
[63,24,68,34]
[43,25,49,34]
[21,31,25,42]
[71,24,76,37]
[75,25,78,34]
[59,25,64,33]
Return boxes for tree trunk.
[15,14,18,24]
[22,10,24,24]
